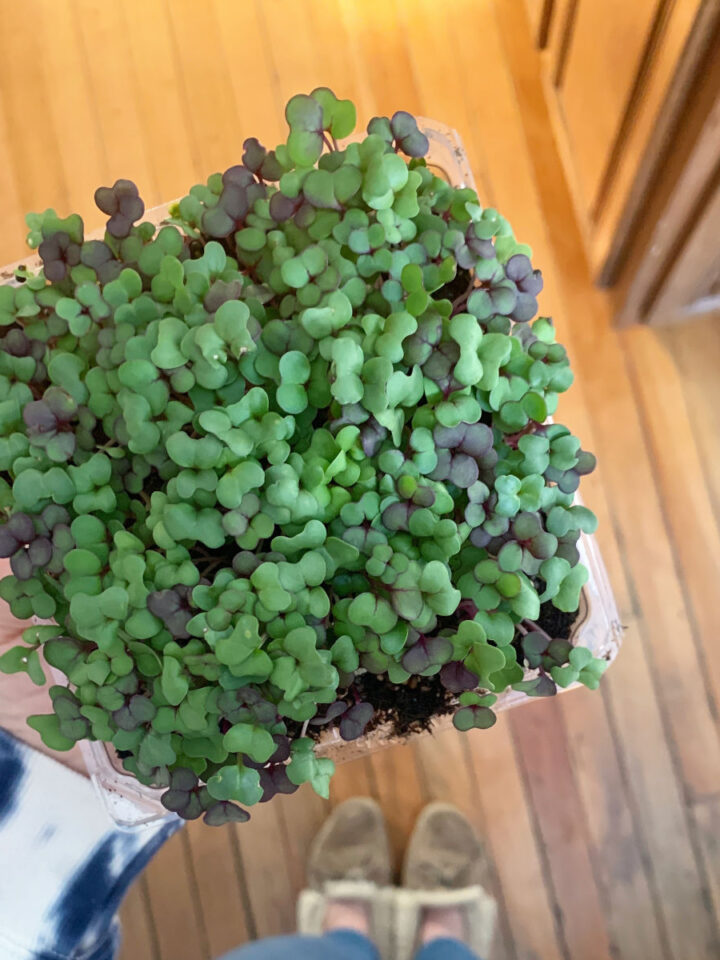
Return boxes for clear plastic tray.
[11,120,622,825]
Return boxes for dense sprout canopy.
[0,89,606,825]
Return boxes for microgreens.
[0,89,605,825]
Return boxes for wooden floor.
[2,2,720,958]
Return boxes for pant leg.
[414,936,482,960]
[218,929,380,960]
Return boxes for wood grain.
[185,821,252,960]
[1,4,718,959]
[118,878,158,960]
[142,830,208,960]
[510,700,614,960]
[0,3,68,228]
[329,755,377,805]
[74,0,157,202]
[0,95,26,264]
[160,0,255,178]
[466,722,565,960]
[559,684,668,960]
[233,800,298,939]
[120,0,200,200]
[624,325,720,712]
[368,742,425,869]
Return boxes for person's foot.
[306,797,392,934]
[403,803,491,945]
[323,898,372,935]
[420,905,466,944]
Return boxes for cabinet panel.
[525,0,554,47]
[647,181,720,324]
[614,72,720,326]
[558,0,664,215]
[524,0,546,41]
[535,0,718,285]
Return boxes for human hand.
[0,558,86,774]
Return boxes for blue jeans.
[219,929,479,960]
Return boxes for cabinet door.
[645,184,720,325]
[560,0,663,215]
[614,76,720,327]
[535,0,717,281]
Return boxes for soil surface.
[355,670,456,737]
[536,600,577,641]
[313,599,581,742]
[436,266,473,304]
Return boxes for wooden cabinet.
[557,0,667,218]
[613,69,720,326]
[530,0,720,325]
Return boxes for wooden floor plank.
[118,877,158,960]
[536,369,706,960]
[329,755,377,805]
[450,0,552,245]
[143,829,208,960]
[466,723,565,960]
[185,820,252,960]
[0,87,26,263]
[234,800,297,939]
[34,1,106,224]
[0,2,68,225]
[369,742,426,870]
[623,324,720,718]
[588,483,718,960]
[559,684,669,960]
[120,0,200,199]
[164,0,273,178]
[693,797,720,929]
[386,0,497,205]
[337,0,423,120]
[510,701,614,960]
[255,0,342,108]
[208,0,283,150]
[546,136,720,804]
[303,0,376,130]
[74,0,157,202]
[253,0,374,147]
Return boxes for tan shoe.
[395,803,496,960]
[307,797,393,888]
[402,802,490,889]
[299,798,395,958]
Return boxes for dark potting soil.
[435,266,473,305]
[308,599,581,743]
[354,671,457,738]
[537,600,577,641]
